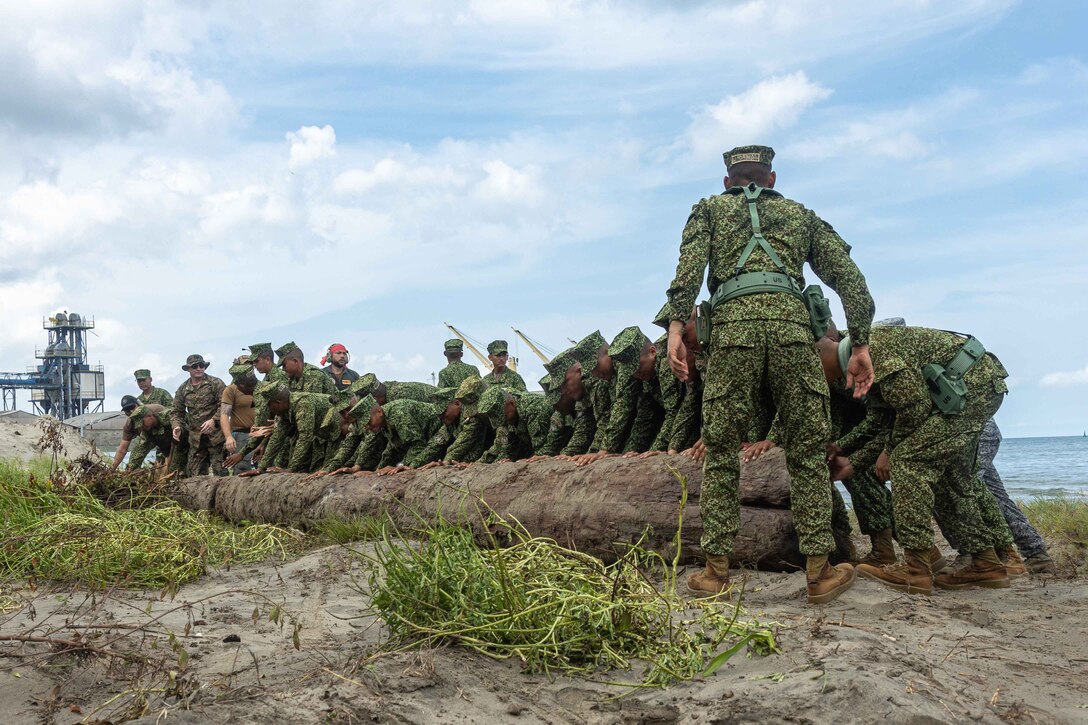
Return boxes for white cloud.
[1040,365,1088,388]
[287,125,337,169]
[684,73,831,157]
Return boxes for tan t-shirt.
[221,384,255,431]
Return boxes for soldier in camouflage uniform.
[127,404,184,473]
[482,340,527,391]
[134,369,174,407]
[664,145,875,604]
[247,383,333,474]
[537,332,606,457]
[171,354,228,477]
[443,376,494,463]
[438,339,481,389]
[478,387,551,463]
[278,342,337,396]
[575,326,664,464]
[362,398,444,473]
[823,325,1015,594]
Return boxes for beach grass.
[0,456,302,590]
[1021,494,1088,575]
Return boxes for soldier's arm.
[600,378,639,453]
[322,429,362,471]
[561,403,595,456]
[170,385,185,430]
[352,432,385,471]
[479,424,510,464]
[663,200,712,324]
[807,213,875,345]
[625,387,662,453]
[651,374,682,451]
[415,425,455,466]
[261,419,288,471]
[287,400,319,472]
[670,383,700,452]
[125,435,152,470]
[539,411,570,457]
[443,415,485,463]
[880,369,934,450]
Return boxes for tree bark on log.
[170,448,806,571]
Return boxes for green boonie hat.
[249,342,273,359]
[609,326,649,380]
[431,387,459,409]
[486,339,508,355]
[723,145,774,169]
[275,342,301,366]
[347,394,377,421]
[444,339,464,352]
[478,386,510,428]
[133,369,151,380]
[182,354,210,371]
[229,363,256,381]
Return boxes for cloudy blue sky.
[1,1,1085,437]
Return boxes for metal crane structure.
[511,327,554,364]
[443,323,518,372]
[0,312,105,419]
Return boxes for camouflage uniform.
[138,387,173,407]
[843,326,1013,554]
[830,384,896,536]
[540,332,607,456]
[289,362,338,396]
[482,368,527,392]
[125,404,184,472]
[439,360,481,390]
[444,377,494,463]
[373,399,443,468]
[261,390,334,473]
[663,167,875,557]
[973,419,1048,557]
[479,389,550,463]
[171,372,227,477]
[384,381,438,403]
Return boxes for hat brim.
[182,362,210,371]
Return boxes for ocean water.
[994,435,1088,499]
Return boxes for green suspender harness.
[695,184,832,347]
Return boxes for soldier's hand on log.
[846,344,874,399]
[303,470,329,481]
[828,455,854,481]
[417,461,443,470]
[638,450,666,459]
[224,452,243,468]
[684,439,706,464]
[742,440,775,463]
[238,469,262,478]
[172,426,182,442]
[352,470,373,477]
[249,425,274,439]
[574,451,611,467]
[266,466,287,473]
[200,419,216,434]
[553,455,574,462]
[522,455,550,463]
[875,450,891,482]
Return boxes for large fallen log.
[171,449,807,571]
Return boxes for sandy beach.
[2,537,1085,725]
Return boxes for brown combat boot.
[1001,547,1027,578]
[1025,552,1056,574]
[806,555,856,604]
[859,528,896,567]
[857,548,933,595]
[687,555,731,596]
[934,547,1010,590]
[930,545,948,573]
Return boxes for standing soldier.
[278,342,337,395]
[321,343,360,392]
[482,340,527,391]
[663,144,875,604]
[134,369,173,406]
[438,339,481,389]
[171,354,228,477]
[220,364,258,473]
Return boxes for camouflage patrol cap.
[486,339,508,355]
[723,145,774,169]
[129,404,149,420]
[444,339,464,352]
[254,381,288,401]
[609,326,649,381]
[229,363,257,382]
[431,387,459,410]
[350,373,379,398]
[455,376,489,418]
[232,354,252,366]
[347,394,377,422]
[478,386,512,428]
[275,342,300,366]
[133,369,151,380]
[248,342,274,359]
[538,374,552,394]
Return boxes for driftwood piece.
[170,448,804,570]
